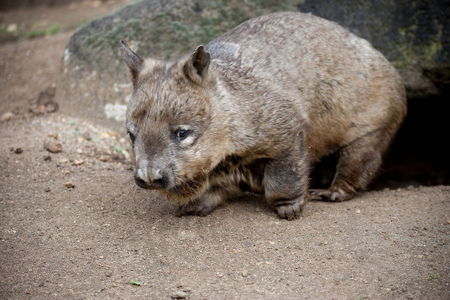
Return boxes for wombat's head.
[120,41,230,203]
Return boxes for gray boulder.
[299,0,450,99]
[58,0,449,131]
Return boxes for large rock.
[58,0,450,132]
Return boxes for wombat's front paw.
[274,197,306,220]
[177,200,216,217]
[309,189,355,202]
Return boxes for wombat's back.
[206,12,406,161]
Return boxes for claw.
[274,197,305,220]
[309,189,354,202]
[177,201,216,217]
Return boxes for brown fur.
[120,12,407,220]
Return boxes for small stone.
[99,132,110,140]
[82,131,91,141]
[242,270,248,277]
[99,155,110,162]
[44,155,52,161]
[74,159,85,166]
[6,23,17,33]
[47,133,58,138]
[44,137,62,153]
[105,270,113,277]
[14,148,23,154]
[64,181,75,188]
[59,158,69,164]
[356,209,361,214]
[1,112,14,122]
[45,187,51,192]
[171,290,187,299]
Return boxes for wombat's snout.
[134,162,168,190]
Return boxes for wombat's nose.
[135,166,166,189]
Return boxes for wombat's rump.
[120,12,407,219]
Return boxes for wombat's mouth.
[169,181,202,197]
[166,175,206,201]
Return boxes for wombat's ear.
[120,40,143,86]
[184,45,211,85]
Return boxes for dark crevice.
[311,93,450,190]
[370,93,450,189]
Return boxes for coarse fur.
[120,12,407,220]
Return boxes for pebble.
[74,159,85,166]
[242,270,248,277]
[99,155,111,162]
[171,290,187,299]
[59,158,69,164]
[7,23,17,33]
[1,112,14,122]
[64,181,75,188]
[44,137,62,153]
[14,148,23,154]
[82,131,91,141]
[99,132,110,140]
[44,155,52,161]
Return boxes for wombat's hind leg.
[177,191,224,217]
[310,131,387,202]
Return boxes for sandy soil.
[1,2,449,299]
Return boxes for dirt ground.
[1,2,449,299]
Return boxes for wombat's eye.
[174,129,190,141]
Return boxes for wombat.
[120,12,406,220]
